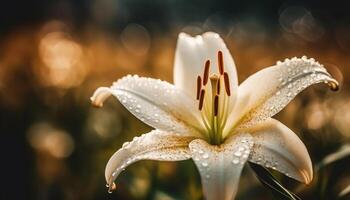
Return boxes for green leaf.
[249,162,302,200]
[339,184,350,198]
[316,144,350,169]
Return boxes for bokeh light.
[1,0,350,199]
[27,122,75,158]
[37,22,87,89]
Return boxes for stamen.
[203,60,210,85]
[223,72,231,96]
[218,51,224,75]
[216,79,221,95]
[198,89,206,110]
[196,76,202,100]
[214,95,219,116]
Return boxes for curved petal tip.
[178,31,219,39]
[328,78,339,91]
[300,167,313,184]
[106,182,117,193]
[90,87,112,107]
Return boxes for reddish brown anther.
[203,60,210,85]
[198,89,206,110]
[196,76,202,100]
[223,72,231,96]
[216,79,221,95]
[214,95,219,116]
[218,51,224,75]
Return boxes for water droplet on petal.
[232,159,239,164]
[122,141,130,148]
[107,183,117,193]
[234,151,242,157]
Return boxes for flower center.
[196,51,231,145]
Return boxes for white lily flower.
[91,32,339,200]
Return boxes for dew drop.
[202,153,209,159]
[122,142,130,148]
[107,183,117,193]
[232,159,239,164]
[202,162,208,167]
[234,151,242,157]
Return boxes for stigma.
[196,51,232,144]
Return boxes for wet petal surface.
[248,118,313,184]
[174,32,238,104]
[91,75,203,136]
[105,130,196,192]
[189,133,253,200]
[225,56,338,134]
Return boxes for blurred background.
[1,0,350,199]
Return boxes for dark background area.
[1,0,350,199]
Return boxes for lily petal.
[91,75,203,136]
[174,32,238,103]
[189,133,253,200]
[225,56,338,132]
[105,130,196,192]
[248,118,313,184]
